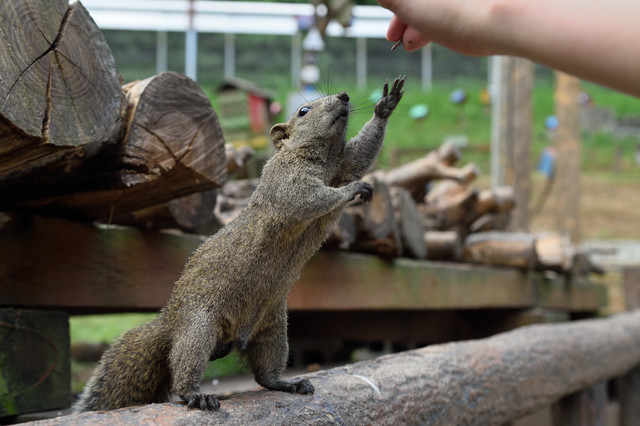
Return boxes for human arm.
[378,0,640,97]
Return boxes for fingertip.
[386,15,407,42]
[402,26,431,52]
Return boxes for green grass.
[70,314,247,386]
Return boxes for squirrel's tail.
[73,316,172,412]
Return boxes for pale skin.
[378,0,640,97]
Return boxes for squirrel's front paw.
[185,393,220,411]
[375,75,405,118]
[349,181,374,202]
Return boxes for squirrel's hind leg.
[241,307,315,395]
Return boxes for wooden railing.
[32,310,640,425]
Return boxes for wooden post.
[617,267,640,425]
[490,57,533,231]
[0,309,70,417]
[551,381,607,426]
[553,72,582,243]
[618,365,640,426]
[510,59,534,231]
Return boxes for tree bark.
[10,72,227,220]
[421,181,478,231]
[37,310,640,425]
[0,0,123,200]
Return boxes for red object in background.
[248,93,268,134]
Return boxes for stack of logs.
[0,1,600,278]
[0,0,228,225]
[216,140,602,277]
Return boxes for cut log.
[225,144,255,176]
[220,178,260,199]
[11,72,227,220]
[349,172,395,240]
[34,310,640,425]
[390,187,427,259]
[350,237,401,259]
[469,212,512,233]
[213,194,250,226]
[475,186,516,217]
[110,189,219,234]
[424,230,462,260]
[535,232,604,276]
[326,211,358,250]
[421,181,478,231]
[463,231,538,269]
[384,141,479,200]
[0,0,123,200]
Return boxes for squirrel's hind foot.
[185,393,220,411]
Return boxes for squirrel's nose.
[337,92,349,102]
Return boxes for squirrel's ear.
[270,123,289,150]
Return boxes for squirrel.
[73,76,405,412]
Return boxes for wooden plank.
[0,215,602,313]
[0,215,202,313]
[290,251,536,310]
[534,276,604,312]
[0,309,70,417]
[623,267,640,310]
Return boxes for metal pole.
[291,33,301,89]
[156,31,168,74]
[421,44,432,92]
[185,0,197,81]
[490,55,505,188]
[224,33,235,79]
[356,37,367,90]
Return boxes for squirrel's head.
[269,92,350,152]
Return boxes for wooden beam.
[0,309,70,417]
[33,310,640,425]
[490,56,534,232]
[551,381,608,426]
[553,72,582,243]
[0,215,602,313]
[617,365,640,426]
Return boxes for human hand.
[379,0,498,56]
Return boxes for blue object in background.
[545,115,559,131]
[369,89,383,104]
[537,147,557,178]
[409,104,429,120]
[450,88,467,105]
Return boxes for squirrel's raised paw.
[375,75,405,118]
[185,393,220,411]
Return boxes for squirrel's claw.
[186,393,220,411]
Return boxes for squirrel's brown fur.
[73,77,404,412]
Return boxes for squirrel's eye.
[298,107,310,117]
